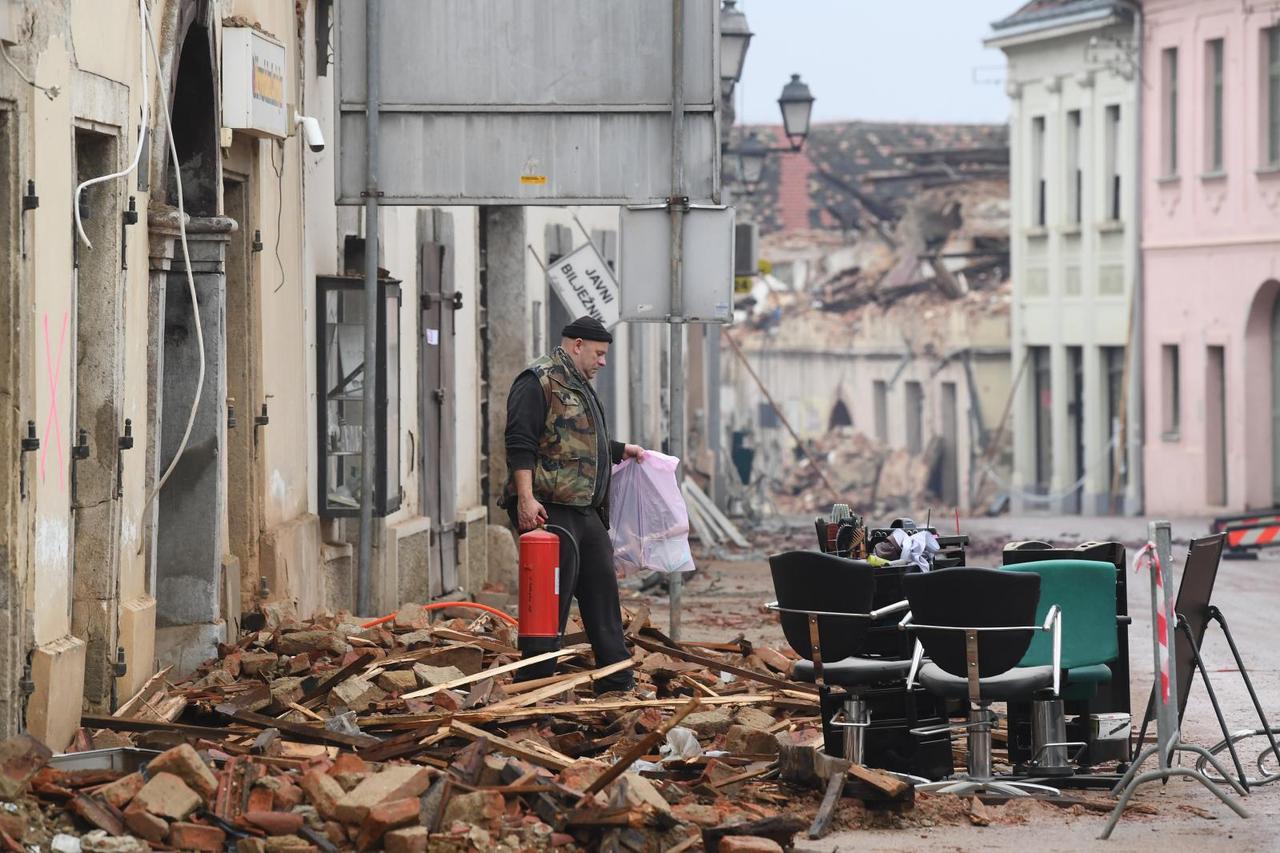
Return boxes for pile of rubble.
[1,603,868,852]
[773,428,934,516]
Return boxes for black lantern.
[720,1,753,92]
[778,73,815,150]
[316,274,402,517]
[737,131,769,190]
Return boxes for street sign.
[619,204,735,324]
[547,242,621,330]
[335,0,721,205]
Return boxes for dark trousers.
[508,503,634,693]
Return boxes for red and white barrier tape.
[1135,541,1170,704]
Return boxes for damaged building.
[722,122,1012,516]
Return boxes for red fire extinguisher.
[517,525,578,679]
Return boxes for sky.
[733,0,1019,126]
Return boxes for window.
[1105,105,1121,221]
[1207,38,1225,172]
[905,381,924,453]
[317,274,403,517]
[1161,344,1181,438]
[1031,116,1047,226]
[1266,27,1280,167]
[873,380,888,442]
[1066,110,1082,225]
[1162,47,1179,175]
[1031,346,1052,490]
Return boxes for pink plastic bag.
[609,452,695,575]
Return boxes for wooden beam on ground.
[808,772,844,839]
[450,721,573,772]
[401,645,590,700]
[214,705,380,750]
[631,634,818,696]
[82,714,246,742]
[484,659,636,711]
[582,698,701,798]
[113,666,173,718]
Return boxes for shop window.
[317,274,402,517]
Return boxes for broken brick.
[383,825,429,853]
[733,707,777,731]
[0,734,53,800]
[97,771,145,809]
[123,804,169,843]
[277,630,351,657]
[334,766,432,824]
[725,724,781,756]
[354,797,420,850]
[374,670,418,695]
[263,836,315,853]
[411,664,464,687]
[168,821,227,851]
[683,710,733,738]
[327,677,385,713]
[240,651,280,676]
[243,810,305,836]
[148,743,219,803]
[718,837,784,853]
[299,770,345,820]
[442,790,505,827]
[269,677,306,709]
[133,771,201,820]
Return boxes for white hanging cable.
[72,0,149,248]
[136,3,205,554]
[0,39,60,100]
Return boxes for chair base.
[918,777,1061,797]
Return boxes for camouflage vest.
[514,348,608,507]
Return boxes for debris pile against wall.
[772,429,935,516]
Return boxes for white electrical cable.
[0,39,60,100]
[73,0,149,248]
[136,4,205,555]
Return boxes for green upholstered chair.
[1003,559,1118,773]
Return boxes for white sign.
[620,205,735,324]
[221,28,288,139]
[547,243,621,330]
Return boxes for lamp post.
[720,0,753,99]
[727,74,816,193]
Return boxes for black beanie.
[561,316,613,343]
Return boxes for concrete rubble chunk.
[79,832,150,853]
[733,707,777,732]
[412,663,465,687]
[268,676,306,708]
[441,790,505,827]
[719,837,785,853]
[328,676,386,713]
[374,670,418,694]
[132,771,201,820]
[621,773,672,814]
[683,709,733,738]
[239,651,280,676]
[383,825,429,853]
[122,805,168,843]
[395,630,433,648]
[725,724,782,756]
[147,743,219,803]
[300,768,346,820]
[277,630,351,657]
[334,765,432,824]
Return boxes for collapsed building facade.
[722,122,1013,516]
[0,0,676,749]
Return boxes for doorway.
[71,126,125,712]
[223,174,262,619]
[1207,345,1228,506]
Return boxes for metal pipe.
[1123,0,1145,516]
[358,0,381,616]
[707,324,723,509]
[668,0,686,641]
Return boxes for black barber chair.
[767,551,950,778]
[902,567,1064,796]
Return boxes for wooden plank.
[299,651,376,708]
[582,698,701,798]
[685,480,750,547]
[401,645,590,700]
[450,721,573,772]
[81,714,245,741]
[631,634,819,696]
[430,628,520,655]
[214,705,380,750]
[807,773,844,840]
[484,659,636,711]
[847,763,909,799]
[113,666,173,719]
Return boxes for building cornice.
[986,9,1123,50]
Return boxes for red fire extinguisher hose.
[360,601,518,629]
[542,524,580,572]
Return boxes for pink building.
[1143,0,1280,515]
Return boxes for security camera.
[294,113,325,152]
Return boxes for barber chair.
[1001,559,1118,778]
[1003,541,1133,770]
[901,567,1063,796]
[766,552,949,778]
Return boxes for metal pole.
[1124,2,1145,516]
[707,324,724,509]
[358,0,381,616]
[668,0,686,641]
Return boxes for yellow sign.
[252,59,284,109]
[520,175,548,185]
[734,275,754,295]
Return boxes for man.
[503,316,646,694]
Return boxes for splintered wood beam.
[631,634,819,696]
[400,645,590,700]
[582,698,701,798]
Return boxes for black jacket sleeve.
[610,440,626,465]
[505,371,547,472]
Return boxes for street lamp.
[736,131,770,190]
[778,73,815,151]
[720,1,753,96]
